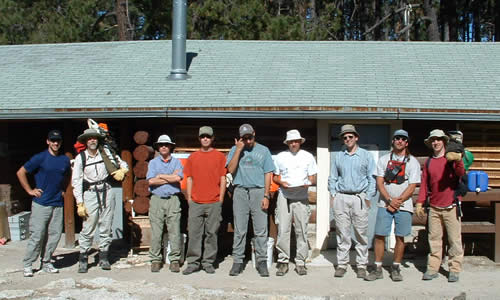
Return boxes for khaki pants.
[149,194,182,263]
[275,192,310,266]
[427,206,464,273]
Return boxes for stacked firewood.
[131,131,154,215]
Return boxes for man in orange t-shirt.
[182,126,227,275]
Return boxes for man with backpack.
[72,128,129,273]
[365,129,420,282]
[415,129,465,283]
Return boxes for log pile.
[132,131,154,215]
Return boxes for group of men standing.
[18,122,466,283]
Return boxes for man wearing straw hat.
[415,129,465,283]
[273,129,317,276]
[147,134,184,273]
[72,128,129,273]
[328,124,376,279]
[17,130,71,277]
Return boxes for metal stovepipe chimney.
[168,0,189,80]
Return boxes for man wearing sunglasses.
[17,130,71,277]
[182,126,226,275]
[226,123,275,277]
[147,134,184,273]
[365,129,420,282]
[328,124,376,279]
[416,129,465,283]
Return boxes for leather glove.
[111,168,128,181]
[446,151,462,162]
[77,202,89,219]
[415,203,425,218]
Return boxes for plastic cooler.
[467,171,488,192]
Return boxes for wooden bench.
[412,188,500,263]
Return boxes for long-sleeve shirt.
[72,148,128,204]
[328,146,376,199]
[417,156,465,208]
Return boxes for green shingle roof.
[1,40,499,120]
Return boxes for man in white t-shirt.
[273,129,317,276]
[365,129,421,282]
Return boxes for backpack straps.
[425,157,431,208]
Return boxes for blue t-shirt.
[226,143,275,188]
[146,155,184,198]
[24,150,71,207]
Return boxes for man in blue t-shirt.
[16,130,71,277]
[226,123,275,277]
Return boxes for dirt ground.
[0,238,498,300]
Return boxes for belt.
[339,191,360,195]
[156,195,174,199]
[235,186,263,190]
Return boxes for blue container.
[467,171,488,192]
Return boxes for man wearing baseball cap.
[273,129,317,276]
[17,130,71,277]
[416,129,465,282]
[147,134,184,273]
[366,129,421,282]
[182,126,226,275]
[226,124,275,277]
[328,124,376,279]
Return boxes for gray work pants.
[23,202,63,268]
[275,192,310,266]
[333,193,369,267]
[232,186,268,264]
[149,194,182,263]
[79,188,115,253]
[185,201,222,268]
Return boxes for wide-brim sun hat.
[338,124,359,138]
[77,128,102,143]
[154,134,176,148]
[283,129,305,144]
[424,129,449,147]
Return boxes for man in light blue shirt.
[226,124,275,277]
[328,124,376,279]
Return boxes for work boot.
[422,270,439,280]
[41,262,59,274]
[169,261,180,273]
[23,266,33,277]
[448,272,459,283]
[365,265,383,281]
[276,262,289,276]
[295,265,307,276]
[182,264,200,275]
[256,261,269,277]
[229,263,243,276]
[99,251,111,271]
[390,264,403,282]
[203,265,215,274]
[151,261,162,272]
[356,267,367,279]
[78,253,88,273]
[334,266,347,278]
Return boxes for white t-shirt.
[273,149,318,200]
[374,152,421,212]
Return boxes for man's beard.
[88,143,98,150]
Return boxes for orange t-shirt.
[183,149,227,204]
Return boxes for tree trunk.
[116,0,128,41]
[423,0,440,41]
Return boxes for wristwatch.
[264,194,270,199]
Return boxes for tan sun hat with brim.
[338,124,359,138]
[77,128,103,143]
[153,134,176,149]
[283,129,305,144]
[424,129,449,148]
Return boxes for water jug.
[467,171,488,192]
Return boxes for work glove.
[415,203,425,218]
[446,151,462,162]
[446,141,464,162]
[111,168,128,181]
[77,202,89,219]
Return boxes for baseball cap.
[48,130,62,141]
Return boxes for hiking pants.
[275,192,310,266]
[232,186,268,264]
[333,193,369,267]
[149,194,182,263]
[23,202,63,268]
[79,187,115,254]
[427,206,464,273]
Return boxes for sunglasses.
[393,136,408,142]
[49,139,61,143]
[199,134,213,139]
[157,143,171,148]
[343,135,355,140]
[242,135,255,141]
